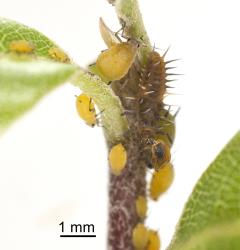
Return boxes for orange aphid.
[9,40,34,53]
[150,163,174,201]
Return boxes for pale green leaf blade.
[0,17,66,58]
[0,56,76,133]
[168,131,240,250]
[0,17,76,134]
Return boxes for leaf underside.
[168,131,240,250]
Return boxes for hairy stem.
[106,0,152,249]
[108,141,146,250]
[71,68,128,144]
[115,0,152,63]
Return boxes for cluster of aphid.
[7,39,70,63]
[6,19,178,249]
[75,18,179,250]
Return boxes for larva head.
[108,143,127,176]
[48,47,70,63]
[76,94,96,127]
[9,40,34,54]
[147,230,161,250]
[96,42,138,81]
[149,162,174,201]
[135,195,147,220]
[99,17,120,48]
[132,223,149,250]
[152,139,171,171]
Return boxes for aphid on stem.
[108,143,127,176]
[95,18,139,82]
[75,94,102,127]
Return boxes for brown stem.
[108,144,146,250]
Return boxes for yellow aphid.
[108,143,127,176]
[132,223,149,250]
[48,47,70,63]
[147,230,161,250]
[99,17,119,48]
[9,40,34,53]
[88,63,110,83]
[152,139,171,171]
[76,94,96,127]
[96,42,137,81]
[135,196,147,220]
[150,163,174,201]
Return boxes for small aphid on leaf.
[147,230,161,250]
[150,163,174,201]
[135,195,147,220]
[9,40,34,54]
[76,94,96,127]
[132,223,149,250]
[48,47,70,63]
[108,143,127,176]
[96,42,138,81]
[151,139,171,171]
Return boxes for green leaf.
[168,131,240,250]
[0,17,65,58]
[0,18,77,134]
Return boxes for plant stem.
[108,142,146,250]
[106,1,152,249]
[71,68,128,144]
[115,0,152,63]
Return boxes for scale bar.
[60,235,96,238]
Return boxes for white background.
[0,0,239,249]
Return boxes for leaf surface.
[0,18,76,133]
[168,131,240,250]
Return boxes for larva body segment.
[155,109,176,147]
